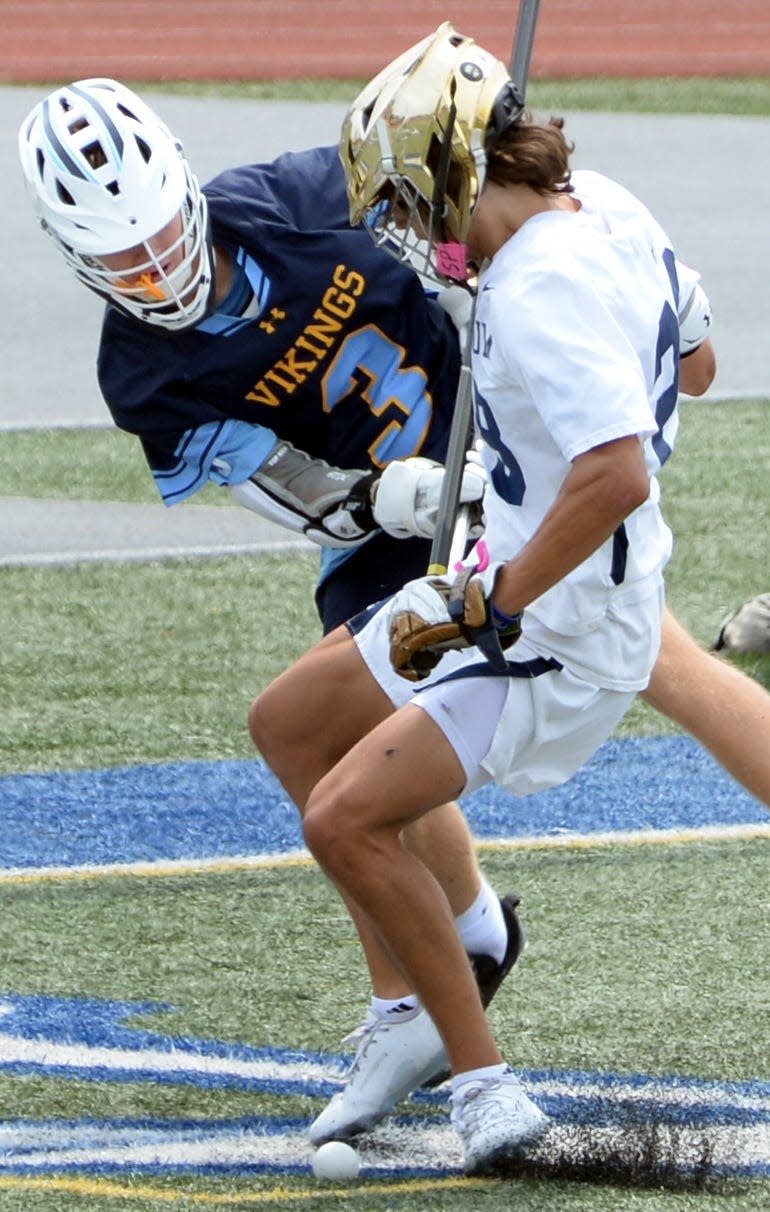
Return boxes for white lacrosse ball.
[312,1140,361,1180]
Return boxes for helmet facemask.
[362,102,481,283]
[56,166,215,331]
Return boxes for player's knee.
[302,790,341,864]
[303,786,370,872]
[248,687,289,762]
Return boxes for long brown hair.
[486,110,575,196]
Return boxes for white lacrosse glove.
[435,285,474,338]
[388,560,522,681]
[372,453,486,541]
[679,282,712,355]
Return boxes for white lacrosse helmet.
[340,22,520,283]
[18,78,214,330]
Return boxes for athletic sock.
[451,1062,511,1094]
[454,878,507,966]
[370,994,421,1023]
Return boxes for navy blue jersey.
[97,145,461,504]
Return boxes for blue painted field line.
[0,736,767,872]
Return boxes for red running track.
[2,0,769,82]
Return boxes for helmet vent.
[83,140,107,170]
[361,100,375,130]
[56,180,76,206]
[427,133,443,176]
[105,180,120,196]
[134,135,152,164]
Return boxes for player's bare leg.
[349,812,483,997]
[301,701,500,1072]
[249,626,512,997]
[252,624,503,1067]
[295,684,548,1161]
[250,629,525,1141]
[642,608,770,807]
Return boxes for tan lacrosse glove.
[389,563,522,682]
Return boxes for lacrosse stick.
[427,0,541,576]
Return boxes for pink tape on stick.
[435,242,469,280]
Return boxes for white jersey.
[472,170,682,691]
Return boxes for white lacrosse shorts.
[352,606,638,797]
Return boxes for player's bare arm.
[491,434,649,618]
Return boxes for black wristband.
[340,470,378,532]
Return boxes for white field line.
[0,1118,767,1176]
[0,540,313,568]
[0,821,768,886]
[0,1029,338,1087]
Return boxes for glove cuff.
[490,601,522,632]
[343,470,378,533]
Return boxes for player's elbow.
[621,471,650,515]
[589,438,650,519]
[604,469,649,523]
[679,339,716,397]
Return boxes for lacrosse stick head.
[18,78,214,331]
[340,22,520,284]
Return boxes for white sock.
[451,1062,511,1094]
[454,878,507,966]
[370,994,421,1023]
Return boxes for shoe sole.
[464,1118,549,1176]
[310,1113,378,1146]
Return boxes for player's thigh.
[641,607,701,718]
[250,625,395,760]
[308,701,469,841]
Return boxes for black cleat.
[470,893,526,1010]
[421,894,526,1090]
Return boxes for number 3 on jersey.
[321,325,433,466]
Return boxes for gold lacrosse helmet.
[340,22,521,283]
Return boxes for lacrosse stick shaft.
[427,321,474,575]
[510,0,541,84]
[427,0,541,576]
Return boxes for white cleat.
[310,1008,448,1145]
[450,1068,549,1175]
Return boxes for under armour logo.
[259,307,286,334]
